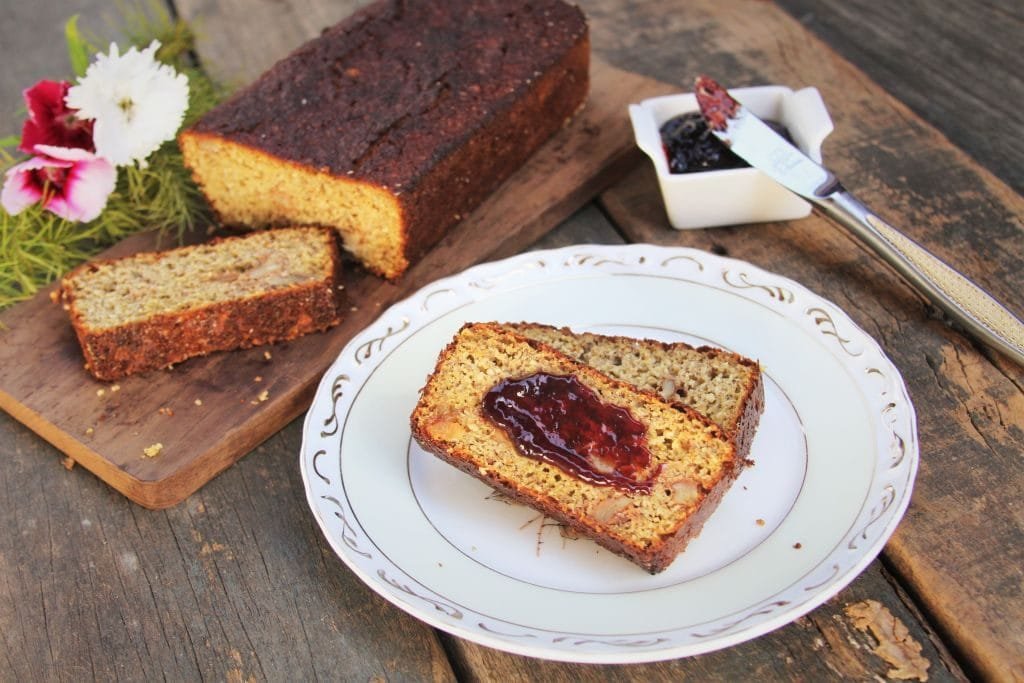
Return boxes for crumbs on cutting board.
[142,443,163,458]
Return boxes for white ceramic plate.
[301,244,917,663]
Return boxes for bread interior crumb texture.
[69,228,335,330]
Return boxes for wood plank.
[0,408,458,681]
[774,0,1024,194]
[586,0,1024,679]
[0,58,671,509]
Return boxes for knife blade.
[694,75,1024,367]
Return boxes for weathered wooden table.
[1,1,1021,680]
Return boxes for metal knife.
[694,75,1024,367]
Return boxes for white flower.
[66,41,189,167]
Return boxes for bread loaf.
[501,322,764,461]
[410,322,744,573]
[179,0,590,279]
[60,227,342,380]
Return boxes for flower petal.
[43,156,116,222]
[20,79,94,154]
[1,161,45,215]
[33,144,97,162]
[65,39,188,166]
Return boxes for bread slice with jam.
[410,322,746,573]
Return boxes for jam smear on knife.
[694,74,739,132]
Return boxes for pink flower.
[2,145,115,222]
[19,80,95,154]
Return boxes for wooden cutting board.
[0,59,674,508]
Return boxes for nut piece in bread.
[410,322,747,573]
[179,0,590,279]
[60,226,342,380]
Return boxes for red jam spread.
[481,373,659,493]
[661,113,791,174]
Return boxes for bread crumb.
[110,384,120,392]
[158,406,174,416]
[793,542,802,549]
[263,350,272,360]
[756,518,765,526]
[258,389,269,402]
[96,388,105,397]
[142,443,163,458]
[85,427,94,436]
[194,399,203,406]
[254,376,262,383]
[62,456,76,470]
[49,290,60,303]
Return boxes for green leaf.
[0,135,19,149]
[65,15,91,77]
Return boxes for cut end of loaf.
[179,132,409,279]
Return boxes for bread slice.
[410,322,744,573]
[501,322,764,462]
[60,226,342,380]
[179,0,589,279]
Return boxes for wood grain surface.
[0,0,1019,680]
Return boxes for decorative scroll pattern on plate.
[807,306,863,356]
[378,570,464,619]
[692,600,792,638]
[311,450,331,485]
[848,485,897,550]
[321,495,370,559]
[353,318,410,364]
[320,374,350,438]
[660,254,705,271]
[468,259,546,290]
[723,270,795,302]
[565,253,646,268]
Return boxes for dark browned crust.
[180,0,590,279]
[409,322,742,574]
[729,362,764,464]
[397,26,590,271]
[61,229,343,381]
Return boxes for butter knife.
[695,75,1024,366]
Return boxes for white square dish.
[629,86,833,229]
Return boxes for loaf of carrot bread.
[179,0,590,280]
[501,322,764,462]
[60,227,342,381]
[410,323,744,573]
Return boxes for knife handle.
[818,190,1024,366]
